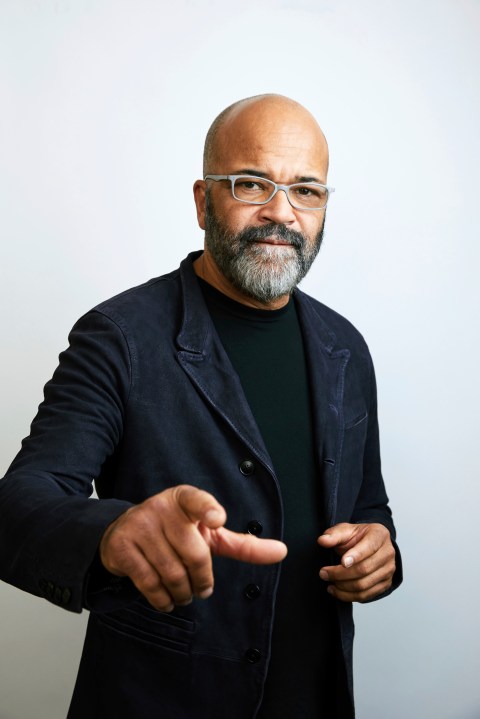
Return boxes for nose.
[259,187,296,225]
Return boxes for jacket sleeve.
[350,356,403,599]
[0,310,137,613]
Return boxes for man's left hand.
[317,523,396,602]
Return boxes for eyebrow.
[233,169,322,183]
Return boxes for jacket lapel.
[176,254,274,473]
[294,291,350,527]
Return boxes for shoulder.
[94,266,182,320]
[63,265,187,364]
[69,262,189,345]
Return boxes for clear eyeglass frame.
[204,174,335,211]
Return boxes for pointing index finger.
[208,527,287,564]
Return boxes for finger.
[173,485,227,528]
[141,536,200,606]
[320,537,395,583]
[336,525,392,569]
[145,488,219,599]
[101,496,214,605]
[320,563,395,591]
[320,546,395,602]
[207,527,287,564]
[320,563,363,583]
[326,573,393,603]
[160,526,215,600]
[119,545,176,612]
[317,523,365,555]
[320,550,387,582]
[318,523,391,567]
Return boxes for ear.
[193,180,207,230]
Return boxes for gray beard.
[204,195,324,304]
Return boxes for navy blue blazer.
[0,251,401,718]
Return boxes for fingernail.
[162,604,174,613]
[177,598,193,607]
[344,556,354,568]
[204,509,222,524]
[320,570,329,581]
[198,587,213,599]
[327,586,334,595]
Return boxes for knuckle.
[102,535,135,574]
[357,581,378,601]
[136,570,162,594]
[185,545,211,572]
[380,557,396,582]
[146,492,170,514]
[358,557,373,576]
[172,484,205,508]
[358,579,390,603]
[169,484,188,504]
[120,507,157,538]
[344,574,370,595]
[354,576,370,592]
[161,565,189,589]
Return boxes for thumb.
[173,485,227,528]
[317,523,362,553]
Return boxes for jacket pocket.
[344,410,368,430]
[98,597,194,653]
[334,408,371,520]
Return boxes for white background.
[1,1,479,717]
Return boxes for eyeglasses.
[204,174,334,211]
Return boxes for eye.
[237,179,265,192]
[233,177,272,202]
[294,184,323,198]
[291,183,327,206]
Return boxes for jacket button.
[61,587,72,605]
[53,586,63,604]
[247,520,263,536]
[239,459,255,476]
[244,584,261,600]
[245,647,262,664]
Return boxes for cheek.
[302,214,325,240]
[222,205,260,233]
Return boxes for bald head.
[202,94,328,177]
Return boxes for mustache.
[235,224,305,249]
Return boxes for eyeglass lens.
[232,176,328,209]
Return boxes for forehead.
[213,101,328,182]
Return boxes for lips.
[255,238,293,246]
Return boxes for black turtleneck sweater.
[199,278,339,718]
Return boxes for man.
[0,94,401,718]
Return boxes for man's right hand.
[99,484,287,612]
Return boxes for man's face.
[194,98,329,306]
[203,189,325,304]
